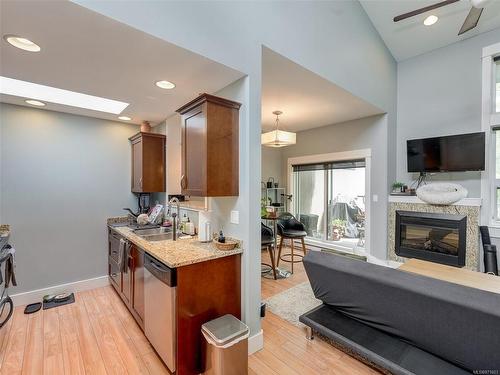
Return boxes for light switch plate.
[372,194,378,202]
[230,210,239,224]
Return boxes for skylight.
[0,76,129,114]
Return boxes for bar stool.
[261,223,277,280]
[276,214,307,274]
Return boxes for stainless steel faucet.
[168,197,180,241]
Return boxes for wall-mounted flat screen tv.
[407,132,485,173]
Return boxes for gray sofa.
[300,251,500,374]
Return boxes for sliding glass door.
[293,159,366,250]
[294,169,325,239]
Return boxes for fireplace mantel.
[388,199,481,270]
[388,195,482,207]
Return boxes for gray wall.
[67,0,400,339]
[261,146,282,185]
[0,103,138,294]
[397,28,500,196]
[280,115,389,260]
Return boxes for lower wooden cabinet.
[131,245,145,322]
[108,229,145,327]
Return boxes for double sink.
[134,227,177,242]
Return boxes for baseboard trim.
[248,329,263,355]
[11,275,110,306]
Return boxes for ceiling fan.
[393,0,491,35]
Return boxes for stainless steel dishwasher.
[144,253,177,373]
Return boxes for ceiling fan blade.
[458,7,483,35]
[393,0,459,22]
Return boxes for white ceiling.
[0,1,244,125]
[261,48,383,133]
[361,0,500,61]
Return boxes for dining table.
[261,215,291,279]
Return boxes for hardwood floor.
[0,286,169,375]
[0,250,376,374]
[253,248,378,375]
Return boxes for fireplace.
[395,211,466,267]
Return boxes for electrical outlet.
[230,210,239,224]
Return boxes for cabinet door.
[132,246,145,322]
[141,135,166,192]
[108,258,121,293]
[122,247,132,304]
[181,107,206,196]
[131,138,143,192]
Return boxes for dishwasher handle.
[144,253,177,287]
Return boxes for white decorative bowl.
[416,183,468,205]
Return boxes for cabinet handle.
[139,177,143,188]
[181,175,187,189]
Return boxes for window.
[293,159,366,250]
[482,47,500,228]
[495,59,500,219]
[497,59,500,113]
[496,129,500,220]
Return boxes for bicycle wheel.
[0,296,13,329]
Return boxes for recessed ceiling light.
[0,76,129,114]
[155,80,176,90]
[118,116,131,121]
[25,99,45,107]
[423,15,438,26]
[3,35,40,52]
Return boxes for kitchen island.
[107,218,242,375]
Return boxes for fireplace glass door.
[400,224,459,256]
[395,211,466,267]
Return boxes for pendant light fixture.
[261,110,296,147]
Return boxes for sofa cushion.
[302,251,500,371]
[299,304,470,375]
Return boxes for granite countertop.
[0,225,10,238]
[107,218,242,268]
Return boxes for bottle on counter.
[180,214,188,232]
[185,217,195,236]
[218,230,226,243]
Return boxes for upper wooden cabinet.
[176,93,241,197]
[129,132,166,193]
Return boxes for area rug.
[264,282,321,327]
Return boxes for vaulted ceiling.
[261,48,383,133]
[361,0,500,61]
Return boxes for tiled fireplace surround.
[388,196,481,271]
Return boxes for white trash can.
[202,314,249,375]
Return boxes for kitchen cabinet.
[129,132,166,193]
[107,229,144,327]
[107,226,241,375]
[176,93,241,197]
[131,245,145,321]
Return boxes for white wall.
[75,0,397,341]
[0,103,138,294]
[397,28,500,196]
[280,115,389,260]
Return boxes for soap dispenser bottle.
[218,230,226,243]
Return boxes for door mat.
[43,293,75,310]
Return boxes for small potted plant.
[331,219,347,241]
[261,197,268,217]
[392,181,405,193]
